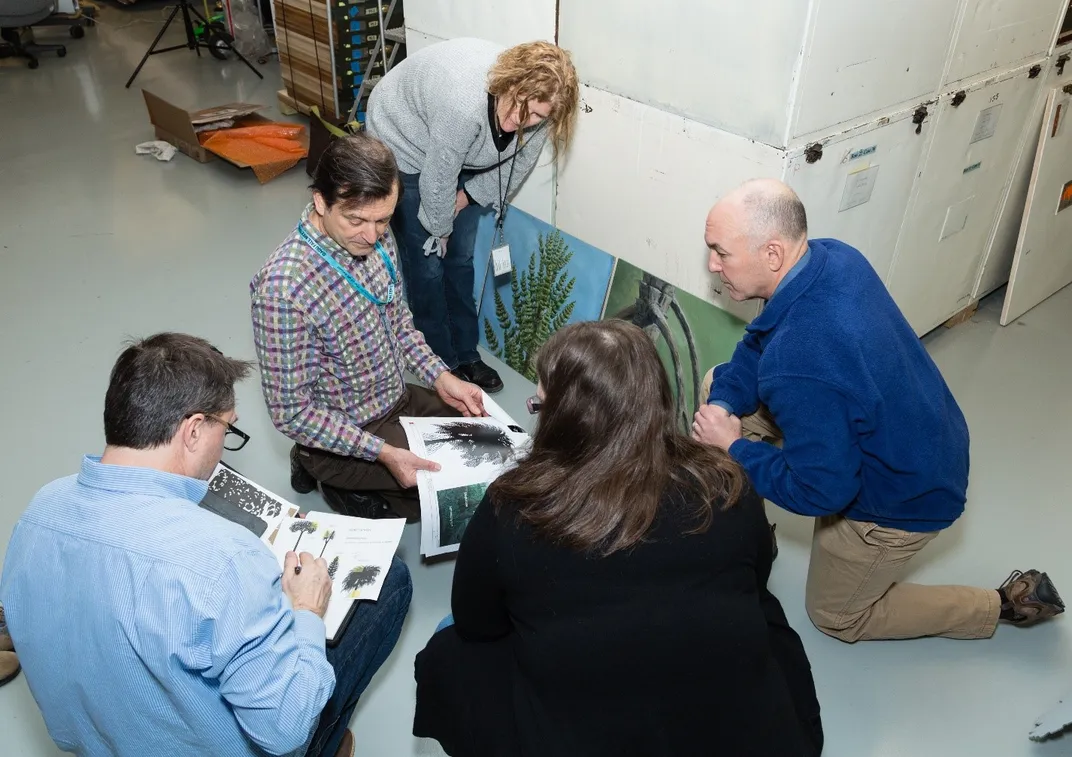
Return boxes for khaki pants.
[700,366,1001,642]
[296,384,459,521]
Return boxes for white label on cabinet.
[970,104,1003,144]
[839,165,880,212]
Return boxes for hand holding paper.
[378,444,441,489]
[434,371,486,417]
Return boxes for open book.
[199,464,404,646]
[401,394,530,557]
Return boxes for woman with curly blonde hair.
[367,38,579,394]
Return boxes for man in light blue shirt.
[1,333,412,757]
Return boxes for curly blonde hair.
[488,41,579,161]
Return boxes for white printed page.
[270,512,405,639]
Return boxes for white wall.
[399,27,444,55]
[403,0,555,47]
[790,0,962,141]
[556,86,781,323]
[943,0,1068,86]
[557,0,809,147]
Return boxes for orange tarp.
[199,123,308,183]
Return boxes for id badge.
[492,244,513,277]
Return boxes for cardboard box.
[142,91,309,183]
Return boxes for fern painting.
[483,231,575,381]
[473,208,614,380]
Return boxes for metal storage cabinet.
[789,0,962,141]
[557,0,811,148]
[974,47,1072,298]
[555,85,781,322]
[943,0,1068,87]
[401,0,1072,333]
[886,62,1046,333]
[786,106,934,284]
[1000,82,1072,323]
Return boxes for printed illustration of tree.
[424,421,515,467]
[327,556,340,581]
[319,529,336,558]
[483,230,575,382]
[342,565,382,593]
[290,520,318,551]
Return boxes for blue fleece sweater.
[709,239,969,532]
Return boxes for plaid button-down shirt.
[250,204,447,461]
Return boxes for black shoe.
[319,483,394,519]
[290,447,317,494]
[452,359,504,393]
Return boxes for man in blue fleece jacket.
[692,179,1064,642]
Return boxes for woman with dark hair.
[413,320,823,756]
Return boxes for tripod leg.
[125,3,181,88]
[228,41,265,79]
[180,3,199,55]
[227,42,264,80]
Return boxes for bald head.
[716,178,807,248]
[705,179,810,302]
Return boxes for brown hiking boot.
[0,605,20,687]
[334,729,354,757]
[999,570,1065,625]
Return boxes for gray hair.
[737,179,808,248]
[103,333,253,449]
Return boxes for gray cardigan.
[367,37,549,237]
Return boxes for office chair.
[0,0,66,69]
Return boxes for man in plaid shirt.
[251,134,485,521]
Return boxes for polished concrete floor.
[3,7,1072,756]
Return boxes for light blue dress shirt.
[0,456,336,756]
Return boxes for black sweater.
[414,482,823,757]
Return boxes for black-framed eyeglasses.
[526,395,542,415]
[188,413,251,451]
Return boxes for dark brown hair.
[104,333,253,449]
[310,132,399,209]
[491,320,745,555]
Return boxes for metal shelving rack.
[345,0,405,123]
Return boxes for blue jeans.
[302,557,413,757]
[394,172,490,369]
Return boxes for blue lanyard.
[298,223,397,308]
